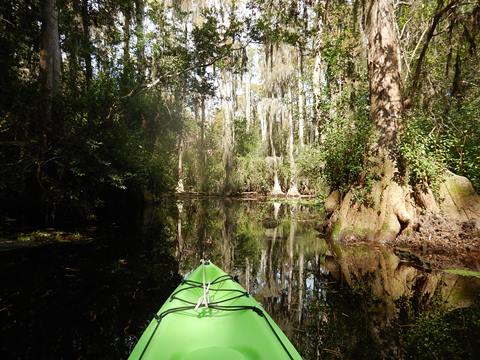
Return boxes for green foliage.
[17,230,88,243]
[0,0,189,224]
[52,74,180,218]
[248,0,306,46]
[322,28,357,82]
[443,99,480,191]
[296,144,326,193]
[321,110,372,193]
[234,154,270,193]
[403,301,480,359]
[2,0,480,223]
[234,230,261,268]
[399,112,445,188]
[400,98,480,191]
[232,117,270,193]
[399,0,480,190]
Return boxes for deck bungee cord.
[134,261,298,360]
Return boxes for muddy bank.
[387,214,480,269]
[334,237,480,271]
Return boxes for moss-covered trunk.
[328,0,411,241]
[328,0,480,243]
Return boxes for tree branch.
[409,0,460,98]
[145,42,251,90]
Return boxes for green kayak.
[128,260,303,360]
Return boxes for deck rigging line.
[137,269,295,360]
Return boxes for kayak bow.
[128,260,303,360]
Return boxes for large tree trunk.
[297,48,305,148]
[328,0,412,242]
[245,73,252,132]
[327,0,480,243]
[366,0,403,154]
[222,73,235,195]
[269,113,283,196]
[40,0,62,138]
[176,136,185,193]
[81,0,92,86]
[135,0,145,81]
[123,5,131,65]
[39,0,62,224]
[287,89,300,197]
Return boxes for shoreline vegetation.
[1,0,479,294]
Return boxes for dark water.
[1,197,480,359]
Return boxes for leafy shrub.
[296,144,326,193]
[400,98,480,192]
[399,112,445,188]
[233,153,270,193]
[321,112,372,193]
[443,99,480,191]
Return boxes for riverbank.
[388,213,480,270]
[0,229,95,253]
[330,214,480,271]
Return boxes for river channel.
[1,197,479,359]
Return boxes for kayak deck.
[128,261,303,360]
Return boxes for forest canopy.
[0,0,479,228]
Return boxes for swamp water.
[1,197,479,359]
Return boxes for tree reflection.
[162,197,480,360]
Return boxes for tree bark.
[135,0,145,81]
[222,73,235,195]
[329,0,413,243]
[199,97,207,192]
[40,0,62,138]
[269,112,283,195]
[81,0,92,86]
[287,89,300,196]
[366,0,403,154]
[297,47,305,148]
[123,5,131,65]
[68,0,81,88]
[245,73,252,132]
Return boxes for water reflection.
[1,197,479,359]
[157,197,480,360]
